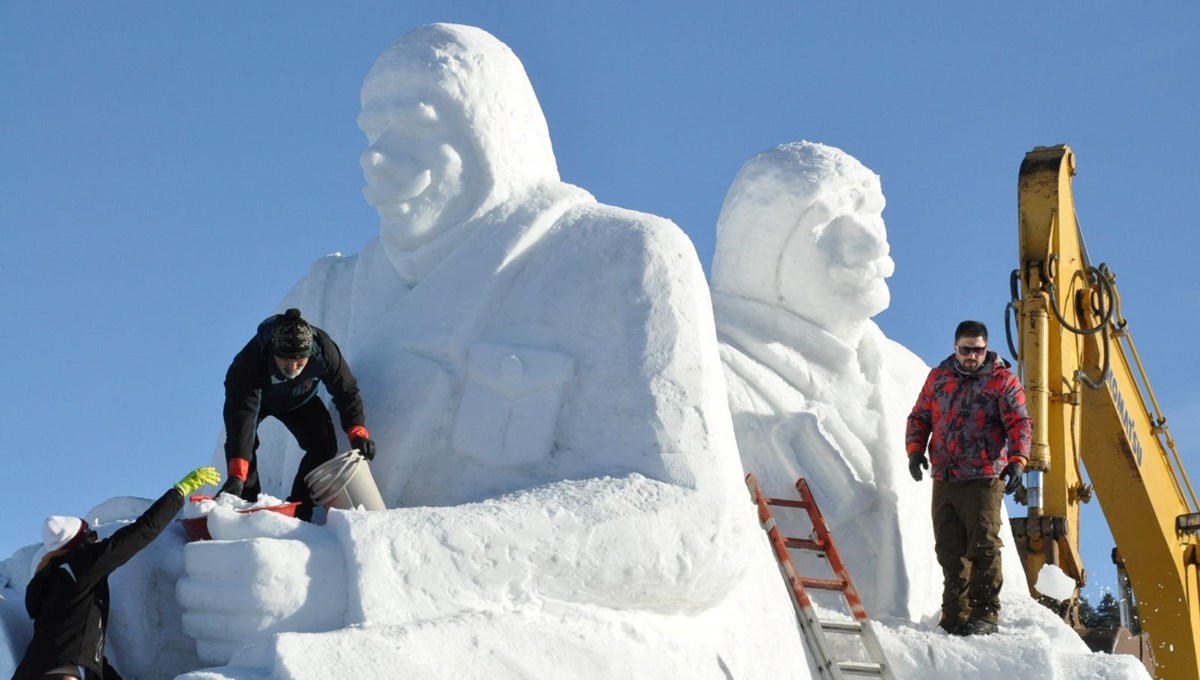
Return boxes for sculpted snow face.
[712,141,940,620]
[712,142,894,342]
[356,23,558,267]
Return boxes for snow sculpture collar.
[713,291,858,389]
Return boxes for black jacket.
[222,313,365,464]
[12,489,185,680]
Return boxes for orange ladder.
[746,473,894,680]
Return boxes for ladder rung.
[819,619,863,634]
[784,537,825,552]
[799,576,848,591]
[764,497,811,509]
[835,661,886,676]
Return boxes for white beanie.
[42,516,86,553]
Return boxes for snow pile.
[0,22,1149,680]
[181,493,291,520]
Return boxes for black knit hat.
[271,308,314,358]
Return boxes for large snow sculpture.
[711,141,940,620]
[177,23,805,674]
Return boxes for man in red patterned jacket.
[905,319,1032,636]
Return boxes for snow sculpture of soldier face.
[357,24,560,267]
[711,141,894,338]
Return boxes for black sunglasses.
[956,345,987,356]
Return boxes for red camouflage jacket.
[905,351,1031,481]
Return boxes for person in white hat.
[11,466,219,680]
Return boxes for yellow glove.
[174,466,221,497]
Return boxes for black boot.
[960,618,999,636]
[938,609,967,635]
[289,498,315,522]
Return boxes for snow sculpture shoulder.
[712,141,939,620]
[177,24,797,672]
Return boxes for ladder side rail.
[748,473,817,611]
[795,478,871,622]
[856,620,894,680]
[748,474,848,679]
[791,478,895,679]
[748,474,892,679]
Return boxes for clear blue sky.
[3,3,1197,603]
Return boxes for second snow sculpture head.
[711,141,895,339]
[358,23,559,270]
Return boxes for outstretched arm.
[72,488,185,589]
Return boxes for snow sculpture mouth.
[361,152,433,206]
[828,255,894,290]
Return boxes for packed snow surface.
[0,23,1149,680]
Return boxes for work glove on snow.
[348,425,376,461]
[1000,461,1025,495]
[218,476,245,498]
[175,466,221,497]
[908,452,929,482]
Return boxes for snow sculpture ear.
[453,343,574,467]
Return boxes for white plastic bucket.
[304,449,386,512]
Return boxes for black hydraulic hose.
[1005,270,1021,360]
[1046,265,1115,389]
[1005,301,1019,362]
[1010,264,1115,388]
[1045,266,1114,336]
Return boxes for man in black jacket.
[12,466,219,680]
[218,308,375,521]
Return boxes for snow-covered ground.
[0,23,1150,680]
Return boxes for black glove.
[219,477,245,498]
[1000,461,1024,495]
[908,452,929,482]
[352,436,376,461]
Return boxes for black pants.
[239,397,338,521]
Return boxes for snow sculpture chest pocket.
[453,342,574,467]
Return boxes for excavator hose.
[1005,270,1022,361]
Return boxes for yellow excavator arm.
[1010,144,1200,680]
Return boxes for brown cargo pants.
[932,477,1005,626]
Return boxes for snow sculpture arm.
[333,475,746,626]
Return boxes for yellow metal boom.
[1010,145,1200,679]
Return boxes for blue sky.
[3,3,1197,603]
